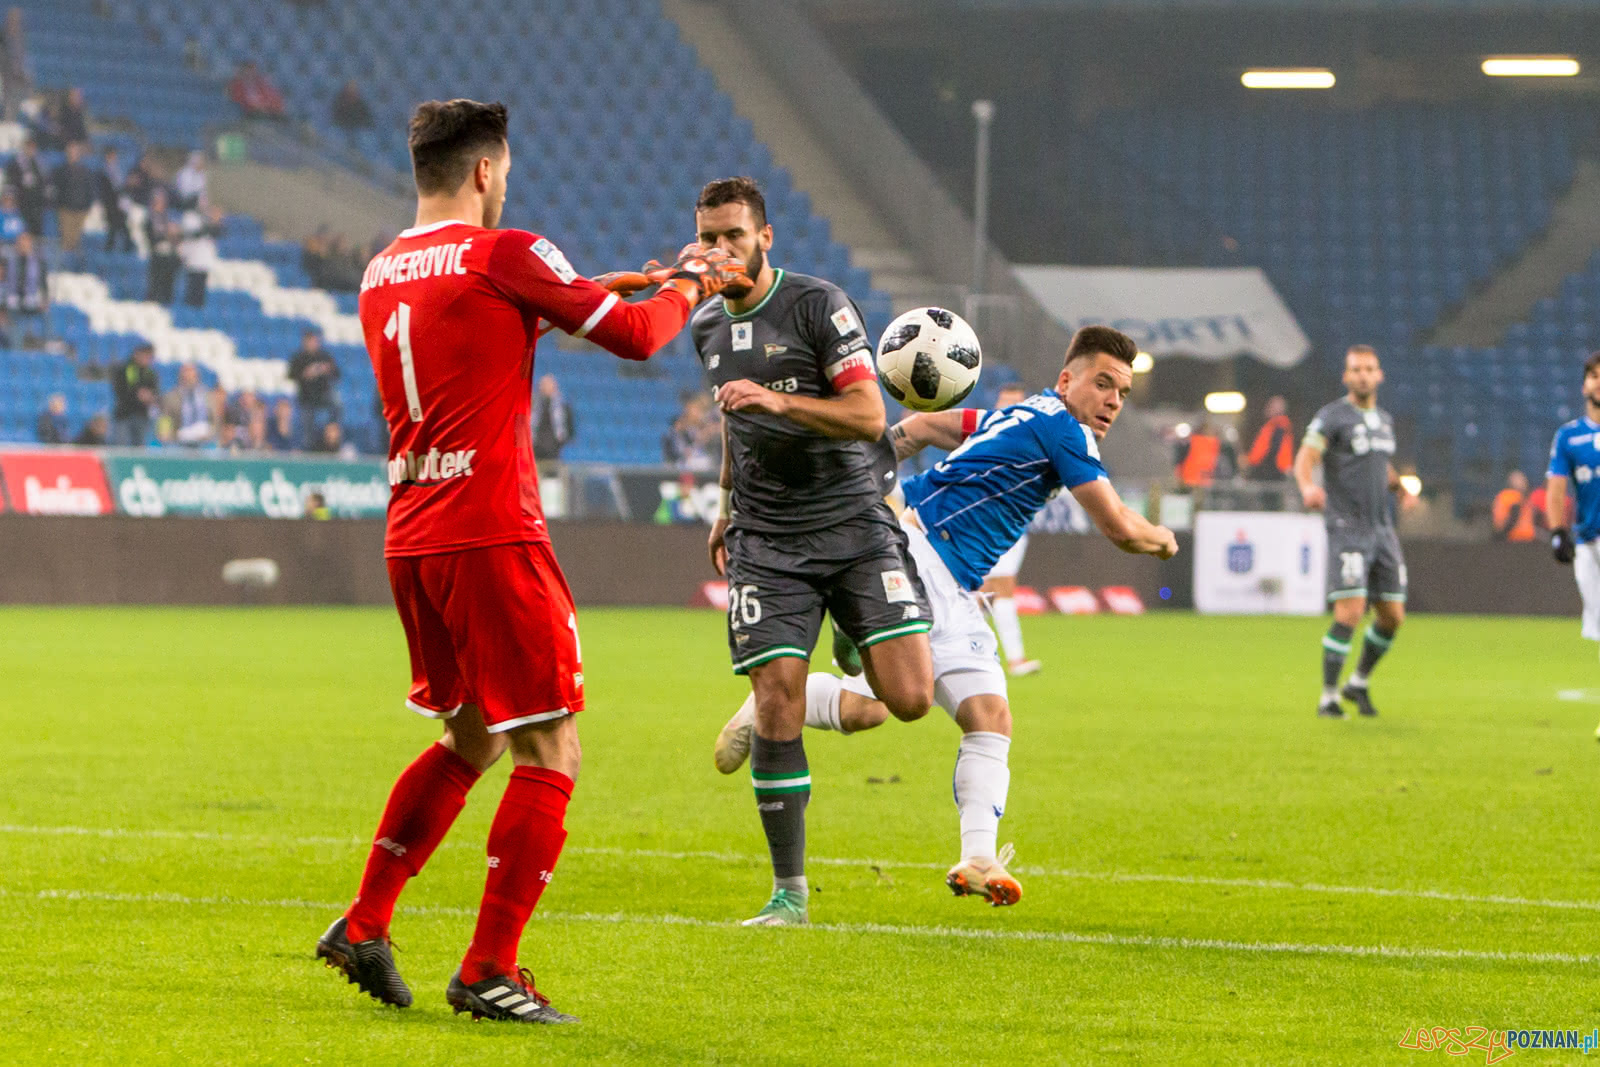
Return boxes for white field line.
[0,885,1591,967]
[3,822,1597,915]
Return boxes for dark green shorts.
[723,508,932,674]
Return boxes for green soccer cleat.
[740,887,809,927]
[831,624,863,677]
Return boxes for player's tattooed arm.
[890,409,970,460]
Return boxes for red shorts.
[386,540,584,733]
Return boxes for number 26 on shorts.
[728,584,762,629]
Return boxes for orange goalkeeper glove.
[590,270,653,296]
[643,243,752,305]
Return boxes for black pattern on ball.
[945,343,980,370]
[880,321,921,353]
[883,378,907,402]
[910,353,943,400]
[927,308,954,329]
[949,378,976,406]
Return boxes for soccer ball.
[875,306,982,412]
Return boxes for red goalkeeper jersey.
[359,219,690,556]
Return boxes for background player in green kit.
[1294,345,1415,719]
[688,177,935,926]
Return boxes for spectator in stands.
[288,329,341,447]
[303,229,375,293]
[51,140,96,255]
[5,137,46,236]
[121,153,156,209]
[73,412,108,446]
[301,226,332,287]
[532,373,574,463]
[0,7,32,121]
[161,362,213,446]
[1175,422,1224,488]
[304,491,332,520]
[179,205,223,306]
[243,407,270,451]
[1491,470,1538,543]
[110,342,158,446]
[2,230,48,319]
[205,383,229,434]
[173,151,207,212]
[266,397,296,451]
[228,60,286,120]
[58,86,88,145]
[97,146,132,252]
[145,190,182,304]
[1244,395,1294,480]
[331,80,374,138]
[35,392,66,444]
[227,388,262,433]
[314,420,357,460]
[662,392,720,473]
[0,188,24,248]
[213,419,241,454]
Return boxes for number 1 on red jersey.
[384,301,423,422]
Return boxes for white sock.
[775,874,808,897]
[953,731,1011,861]
[991,596,1026,664]
[1348,672,1368,688]
[804,672,844,732]
[1321,685,1338,703]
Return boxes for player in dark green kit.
[688,177,934,926]
[1294,345,1416,719]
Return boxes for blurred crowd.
[34,328,353,458]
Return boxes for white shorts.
[843,512,1008,717]
[1578,540,1600,641]
[985,534,1029,581]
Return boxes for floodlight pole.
[971,98,995,302]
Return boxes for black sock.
[1322,622,1354,692]
[750,733,809,882]
[1352,623,1397,683]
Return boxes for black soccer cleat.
[447,967,578,1024]
[316,916,413,1008]
[1341,683,1379,717]
[1317,699,1347,719]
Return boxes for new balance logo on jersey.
[362,240,472,290]
[387,447,477,486]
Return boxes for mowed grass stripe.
[6,821,1600,914]
[7,885,1593,968]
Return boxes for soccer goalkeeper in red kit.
[315,97,748,1024]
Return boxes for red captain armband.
[960,408,981,439]
[824,346,877,390]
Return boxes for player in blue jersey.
[1546,351,1600,737]
[713,326,1178,905]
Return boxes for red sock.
[344,742,481,942]
[459,765,573,984]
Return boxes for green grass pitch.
[3,605,1599,1064]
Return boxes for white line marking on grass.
[2,886,1591,967]
[4,823,1598,914]
[1557,688,1600,703]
